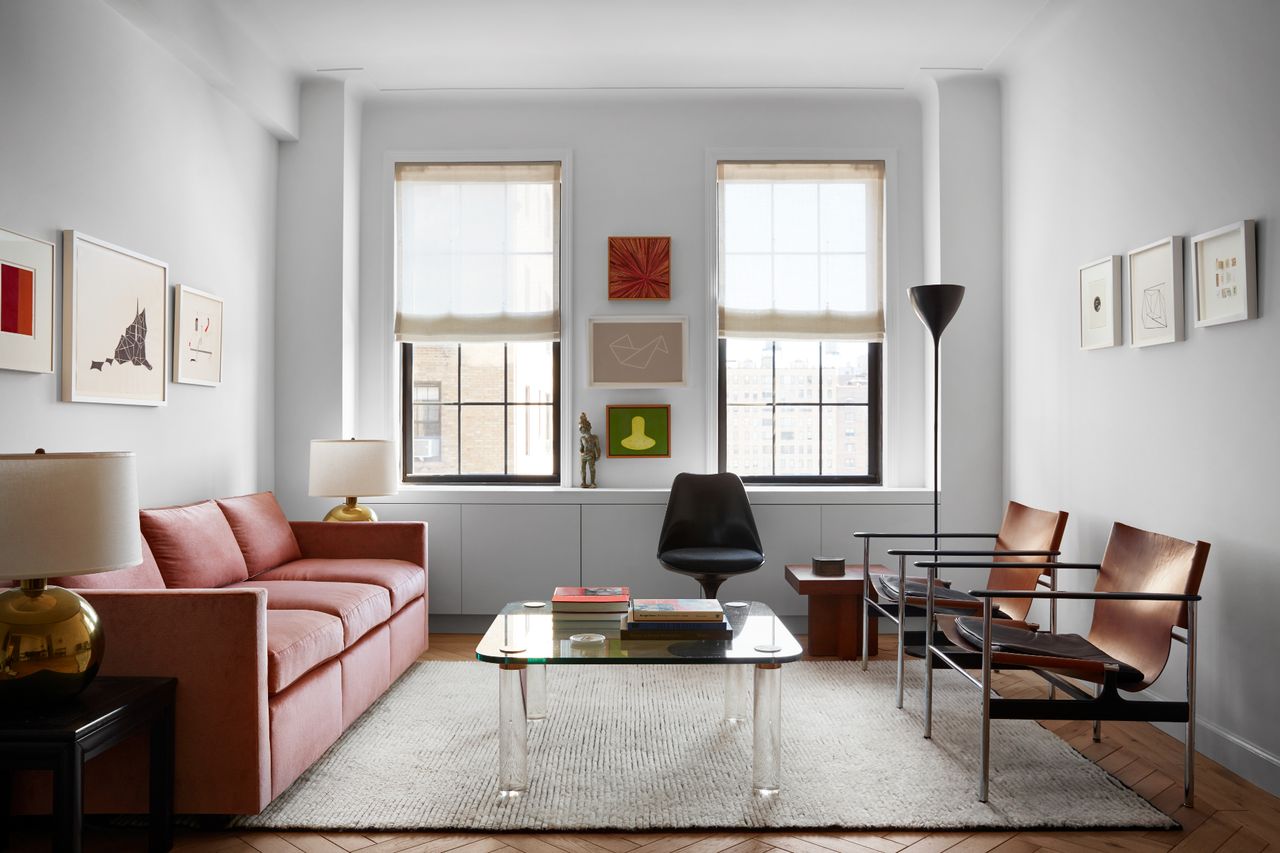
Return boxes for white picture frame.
[1079,255,1122,350]
[62,230,168,406]
[588,315,687,387]
[1192,220,1257,327]
[173,285,224,386]
[1128,236,1184,348]
[0,226,55,374]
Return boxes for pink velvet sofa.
[20,492,427,816]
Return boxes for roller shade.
[717,160,885,342]
[395,162,561,343]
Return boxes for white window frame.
[704,147,902,485]
[375,149,575,487]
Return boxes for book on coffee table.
[552,586,631,614]
[630,598,725,622]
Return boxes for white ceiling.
[216,0,1050,92]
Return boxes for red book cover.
[552,586,630,604]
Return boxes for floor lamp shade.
[909,284,966,343]
[0,451,141,703]
[309,439,398,522]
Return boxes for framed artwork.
[1078,255,1121,350]
[588,315,686,387]
[62,231,168,406]
[608,236,671,299]
[174,285,224,386]
[1192,220,1257,327]
[1128,236,1184,348]
[0,227,55,373]
[606,405,671,458]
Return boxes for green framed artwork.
[606,405,670,458]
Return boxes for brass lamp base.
[0,579,105,704]
[322,496,379,523]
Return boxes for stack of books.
[620,598,732,640]
[551,586,631,621]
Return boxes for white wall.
[1001,0,1280,794]
[0,0,277,506]
[353,93,929,490]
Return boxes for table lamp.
[309,438,397,522]
[0,450,141,703]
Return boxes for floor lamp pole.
[908,283,965,552]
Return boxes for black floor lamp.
[909,284,965,549]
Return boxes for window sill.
[368,485,932,506]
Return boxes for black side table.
[0,676,177,853]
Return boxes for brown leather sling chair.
[854,501,1069,710]
[917,522,1209,804]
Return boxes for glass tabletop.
[475,600,803,664]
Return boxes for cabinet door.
[821,503,937,573]
[581,504,691,599]
[373,503,463,614]
[461,505,581,613]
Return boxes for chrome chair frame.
[918,559,1200,806]
[852,531,1059,709]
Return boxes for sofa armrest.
[82,588,271,815]
[290,520,427,567]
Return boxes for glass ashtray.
[569,633,606,646]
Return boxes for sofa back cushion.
[216,492,303,577]
[55,534,166,590]
[140,500,250,588]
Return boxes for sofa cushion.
[228,580,391,647]
[266,610,344,694]
[256,559,425,614]
[56,534,165,590]
[216,492,303,577]
[140,501,250,589]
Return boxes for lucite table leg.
[498,663,529,796]
[724,664,750,721]
[752,663,782,794]
[524,664,547,721]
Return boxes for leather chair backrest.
[1089,522,1210,689]
[988,501,1070,620]
[657,472,763,555]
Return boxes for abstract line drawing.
[609,333,668,369]
[1141,284,1168,329]
[608,236,671,299]
[187,314,213,364]
[90,301,152,371]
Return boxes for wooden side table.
[785,563,888,660]
[0,676,177,853]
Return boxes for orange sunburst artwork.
[608,236,671,300]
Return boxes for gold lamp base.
[322,496,379,523]
[0,578,105,704]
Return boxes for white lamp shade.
[309,439,398,498]
[0,451,142,580]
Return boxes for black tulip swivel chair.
[657,472,765,600]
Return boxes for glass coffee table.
[475,600,803,797]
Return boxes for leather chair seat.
[660,546,764,575]
[876,575,1012,619]
[955,616,1144,684]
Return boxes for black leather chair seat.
[955,617,1144,684]
[659,547,764,575]
[875,575,1012,619]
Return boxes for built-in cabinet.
[374,492,933,625]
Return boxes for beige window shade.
[717,160,885,342]
[395,162,561,343]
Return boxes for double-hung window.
[396,162,561,483]
[716,161,885,483]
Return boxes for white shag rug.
[236,660,1174,832]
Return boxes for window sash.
[395,162,562,343]
[716,160,885,342]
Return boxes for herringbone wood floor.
[10,634,1279,852]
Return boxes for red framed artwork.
[608,236,671,300]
